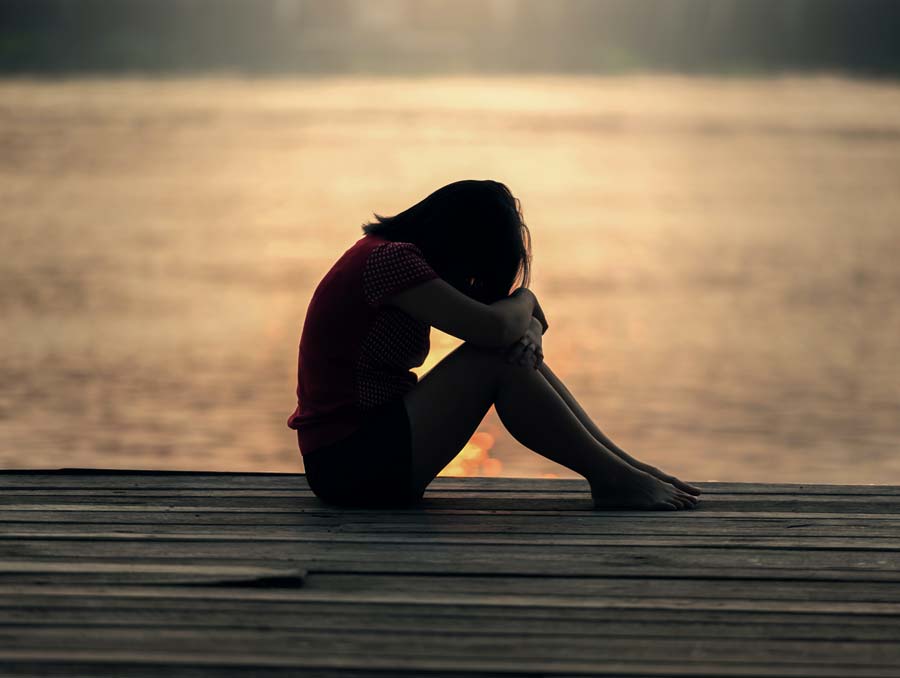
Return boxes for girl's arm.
[387,278,538,348]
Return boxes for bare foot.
[590,468,700,510]
[633,462,702,496]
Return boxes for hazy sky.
[2,0,899,76]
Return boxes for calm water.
[2,75,899,482]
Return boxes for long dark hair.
[361,180,532,304]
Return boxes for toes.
[673,493,698,509]
[677,480,702,496]
[669,476,702,495]
[667,491,686,505]
[679,493,697,505]
[656,491,700,510]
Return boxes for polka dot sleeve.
[362,241,440,307]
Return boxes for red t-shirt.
[287,233,440,455]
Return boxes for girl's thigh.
[404,342,507,493]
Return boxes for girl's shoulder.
[329,233,388,271]
[358,236,438,307]
[348,233,427,266]
[327,234,429,284]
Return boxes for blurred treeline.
[2,0,899,76]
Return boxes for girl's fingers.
[518,342,535,366]
[506,340,528,363]
[507,335,542,369]
[515,344,528,365]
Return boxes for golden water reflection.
[2,76,900,482]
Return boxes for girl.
[288,179,701,510]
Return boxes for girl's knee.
[459,342,508,366]
[459,342,533,379]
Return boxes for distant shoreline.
[1,70,899,85]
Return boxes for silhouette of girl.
[288,179,701,509]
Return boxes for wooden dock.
[1,470,898,676]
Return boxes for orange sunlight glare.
[413,331,504,477]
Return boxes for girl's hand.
[512,287,548,335]
[505,317,544,369]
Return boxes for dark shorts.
[301,397,423,508]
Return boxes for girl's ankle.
[587,461,640,488]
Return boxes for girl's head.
[361,179,532,303]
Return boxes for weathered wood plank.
[2,496,898,516]
[2,471,898,496]
[7,588,898,617]
[0,508,900,525]
[3,485,900,505]
[2,529,898,551]
[2,609,897,641]
[2,608,898,642]
[0,665,517,678]
[5,488,900,505]
[302,572,900,604]
[1,651,897,678]
[5,582,900,616]
[5,538,900,580]
[3,512,899,540]
[5,570,900,604]
[1,559,898,584]
[0,560,306,586]
[8,626,900,672]
[0,530,900,556]
[2,520,900,541]
[3,628,898,670]
[3,591,900,634]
